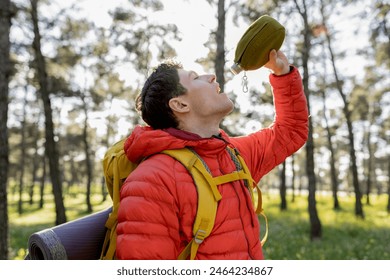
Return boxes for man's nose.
[207,74,216,83]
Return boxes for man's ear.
[169,97,190,113]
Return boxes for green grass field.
[8,187,112,260]
[261,192,390,260]
[7,187,390,260]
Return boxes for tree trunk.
[325,33,364,219]
[39,155,46,209]
[320,0,364,219]
[387,154,390,213]
[291,155,296,203]
[101,176,107,202]
[280,160,287,210]
[30,0,66,225]
[321,90,340,210]
[18,91,28,215]
[365,105,375,205]
[215,0,237,137]
[0,0,11,260]
[29,126,40,205]
[30,103,41,205]
[101,100,114,202]
[294,0,322,240]
[68,155,77,190]
[365,127,372,205]
[305,102,322,240]
[81,95,93,213]
[215,0,226,93]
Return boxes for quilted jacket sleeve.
[116,155,182,260]
[231,66,309,183]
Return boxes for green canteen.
[231,15,286,75]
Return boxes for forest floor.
[261,192,390,259]
[7,186,390,260]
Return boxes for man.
[116,50,308,259]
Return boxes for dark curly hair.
[136,60,187,129]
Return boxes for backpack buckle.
[194,229,207,244]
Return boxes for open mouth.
[216,83,221,94]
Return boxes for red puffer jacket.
[116,67,308,260]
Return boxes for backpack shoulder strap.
[226,147,268,246]
[161,148,222,260]
[162,146,268,259]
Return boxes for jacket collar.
[124,126,230,163]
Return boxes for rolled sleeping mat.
[26,207,112,260]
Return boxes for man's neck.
[179,119,221,138]
[185,127,220,138]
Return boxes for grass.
[261,192,390,260]
[7,186,112,260]
[7,187,390,260]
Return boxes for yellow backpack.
[100,138,267,260]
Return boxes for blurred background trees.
[0,0,388,260]
[0,0,12,261]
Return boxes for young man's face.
[176,69,234,121]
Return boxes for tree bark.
[81,94,93,213]
[365,105,375,206]
[18,91,28,215]
[321,90,340,209]
[387,154,390,213]
[324,28,364,219]
[0,0,11,260]
[39,155,46,209]
[291,155,296,203]
[319,0,363,219]
[30,0,66,225]
[294,0,322,239]
[215,0,226,93]
[365,125,372,205]
[29,121,40,205]
[280,160,287,210]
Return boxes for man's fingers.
[268,49,277,62]
[264,49,276,69]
